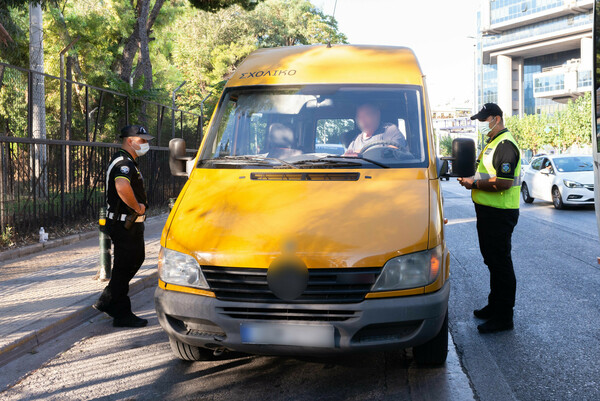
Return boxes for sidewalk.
[0,215,168,367]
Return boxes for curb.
[0,231,97,263]
[0,214,168,263]
[0,270,158,368]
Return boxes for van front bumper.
[154,281,449,356]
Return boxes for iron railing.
[0,62,202,238]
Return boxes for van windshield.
[198,85,428,169]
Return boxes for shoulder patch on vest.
[120,166,130,174]
[501,163,511,173]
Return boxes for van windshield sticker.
[239,69,297,79]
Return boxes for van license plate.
[240,323,335,348]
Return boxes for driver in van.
[344,103,408,156]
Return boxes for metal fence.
[0,62,202,239]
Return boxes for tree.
[172,0,347,123]
[438,135,452,157]
[188,0,262,12]
[505,92,592,155]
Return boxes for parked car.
[521,154,594,209]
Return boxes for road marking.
[446,217,477,226]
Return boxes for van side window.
[530,158,543,170]
[212,98,237,157]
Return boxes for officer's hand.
[136,203,146,215]
[457,177,474,190]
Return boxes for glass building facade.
[524,49,580,114]
[476,0,592,116]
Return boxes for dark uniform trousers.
[98,220,145,318]
[475,203,519,319]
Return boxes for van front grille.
[219,307,358,322]
[202,266,381,304]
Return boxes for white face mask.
[477,118,498,137]
[134,142,150,157]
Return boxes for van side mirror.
[169,138,194,177]
[439,138,476,178]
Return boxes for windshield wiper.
[324,155,389,169]
[291,158,364,168]
[206,155,296,168]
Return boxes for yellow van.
[155,45,474,365]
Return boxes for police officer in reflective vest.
[94,125,153,328]
[458,103,521,334]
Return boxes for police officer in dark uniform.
[94,125,153,328]
[458,103,521,334]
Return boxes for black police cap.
[470,103,503,121]
[119,125,154,140]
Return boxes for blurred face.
[356,105,381,134]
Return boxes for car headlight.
[563,179,583,188]
[158,247,209,289]
[371,246,442,291]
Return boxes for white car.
[521,155,594,209]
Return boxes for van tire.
[521,183,534,203]
[169,337,214,361]
[413,311,448,366]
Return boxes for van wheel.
[552,186,564,210]
[521,183,534,203]
[413,311,448,366]
[169,337,214,361]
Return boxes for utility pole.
[29,2,47,197]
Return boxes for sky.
[313,0,480,110]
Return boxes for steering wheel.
[359,140,403,154]
[359,140,412,160]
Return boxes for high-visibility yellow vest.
[472,130,521,209]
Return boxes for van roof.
[226,44,424,88]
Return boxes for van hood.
[165,169,430,269]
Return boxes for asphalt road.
[444,179,600,401]
[2,179,599,400]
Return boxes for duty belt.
[107,212,146,223]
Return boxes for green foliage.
[438,135,452,157]
[188,0,263,12]
[172,0,347,125]
[505,92,592,154]
[316,119,354,144]
[0,0,346,142]
[0,225,14,247]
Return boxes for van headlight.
[371,246,442,291]
[158,247,209,289]
[563,179,583,188]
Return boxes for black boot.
[113,314,148,328]
[93,290,116,318]
[473,305,494,319]
[477,317,513,334]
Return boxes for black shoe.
[113,314,148,328]
[477,318,514,334]
[93,301,115,318]
[473,305,494,319]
